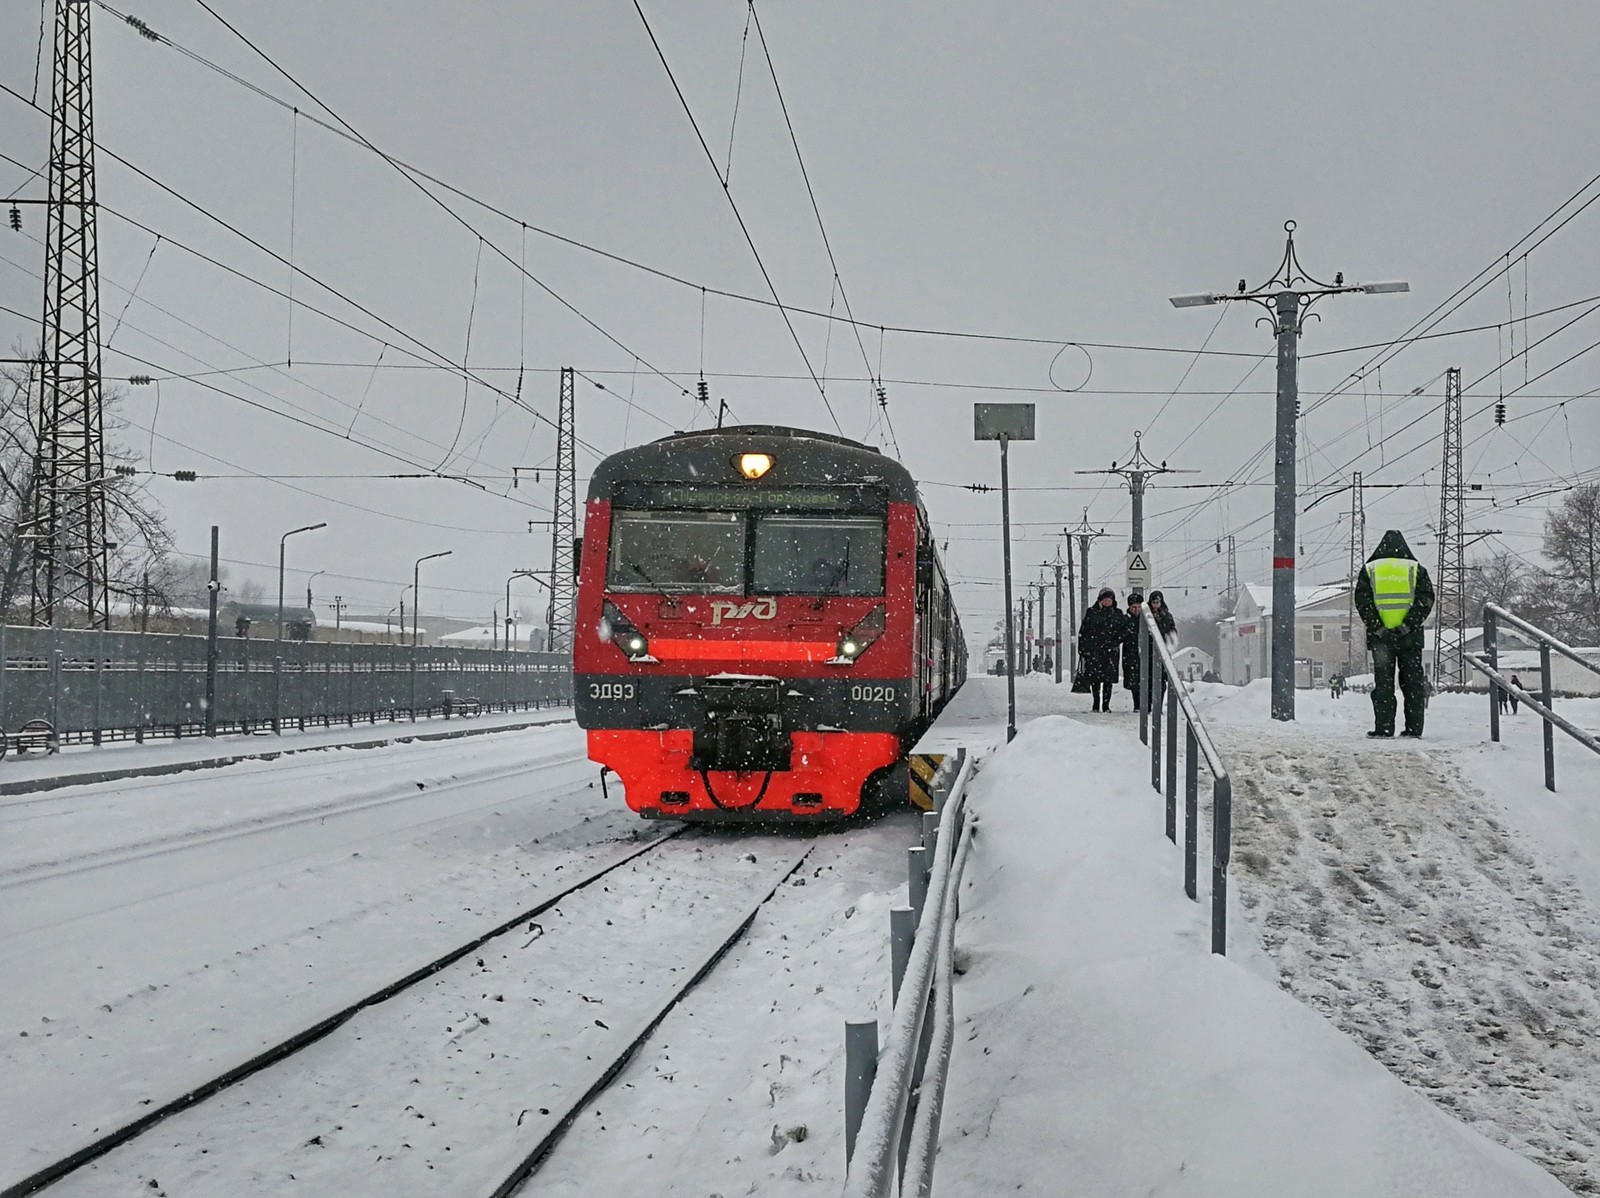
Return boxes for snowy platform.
[931,675,1592,1195]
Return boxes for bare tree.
[1542,483,1600,644]
[1,353,175,623]
[1463,550,1531,619]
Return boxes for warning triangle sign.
[1127,552,1148,571]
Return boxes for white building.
[1216,583,1359,688]
[1171,646,1213,682]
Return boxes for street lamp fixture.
[412,551,452,646]
[505,568,544,652]
[277,522,327,642]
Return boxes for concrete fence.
[0,625,572,748]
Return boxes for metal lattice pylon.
[27,0,110,628]
[1434,367,1466,686]
[547,366,577,655]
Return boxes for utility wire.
[630,0,842,434]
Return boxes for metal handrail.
[843,749,973,1198]
[1484,603,1600,679]
[900,815,976,1198]
[1138,608,1233,955]
[1472,603,1600,792]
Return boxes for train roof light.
[736,452,774,480]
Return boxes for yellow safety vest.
[1366,558,1417,630]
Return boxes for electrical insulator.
[1495,403,1506,426]
[172,470,198,482]
[697,378,710,407]
[1295,400,1302,417]
[7,206,19,232]
[876,385,887,408]
[128,374,153,385]
[113,465,137,476]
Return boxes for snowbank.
[936,714,1571,1196]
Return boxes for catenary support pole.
[1271,288,1299,722]
[205,525,219,737]
[1000,434,1017,741]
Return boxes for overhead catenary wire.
[629,0,842,435]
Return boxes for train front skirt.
[588,728,902,819]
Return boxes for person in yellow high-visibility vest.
[1354,530,1436,738]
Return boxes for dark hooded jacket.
[1354,530,1435,651]
[1147,590,1178,641]
[1078,588,1125,683]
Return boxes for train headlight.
[833,604,886,664]
[601,600,651,660]
[735,452,774,480]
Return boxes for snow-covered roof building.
[1217,583,1361,688]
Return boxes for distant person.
[1354,530,1436,738]
[1146,590,1177,709]
[1508,674,1523,715]
[1077,587,1124,712]
[1122,592,1145,711]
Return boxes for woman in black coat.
[1121,592,1145,709]
[1077,587,1125,712]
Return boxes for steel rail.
[842,749,974,1198]
[0,829,684,1198]
[488,846,813,1197]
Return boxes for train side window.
[752,515,885,596]
[607,510,745,593]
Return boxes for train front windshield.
[751,515,883,595]
[606,510,885,596]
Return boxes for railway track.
[0,742,587,891]
[4,832,810,1197]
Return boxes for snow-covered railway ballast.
[575,426,965,820]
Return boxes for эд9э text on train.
[573,426,965,820]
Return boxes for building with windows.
[1171,645,1214,681]
[1215,583,1362,688]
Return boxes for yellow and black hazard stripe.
[908,753,946,811]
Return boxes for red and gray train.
[574,426,965,820]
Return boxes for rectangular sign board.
[1125,549,1152,592]
[974,403,1036,441]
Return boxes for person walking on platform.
[1144,590,1177,711]
[1078,587,1124,712]
[1508,674,1523,714]
[1354,530,1435,738]
[1122,592,1146,710]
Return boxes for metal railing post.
[272,656,282,734]
[93,646,104,746]
[1138,619,1150,744]
[1485,605,1500,743]
[1150,669,1162,790]
[50,644,62,735]
[1184,726,1199,901]
[1541,643,1555,792]
[843,1020,879,1167]
[890,906,915,1005]
[1164,684,1178,842]
[922,810,939,856]
[1212,776,1232,955]
[908,847,929,920]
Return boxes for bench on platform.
[1,719,60,759]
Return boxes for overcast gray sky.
[3,1,1597,636]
